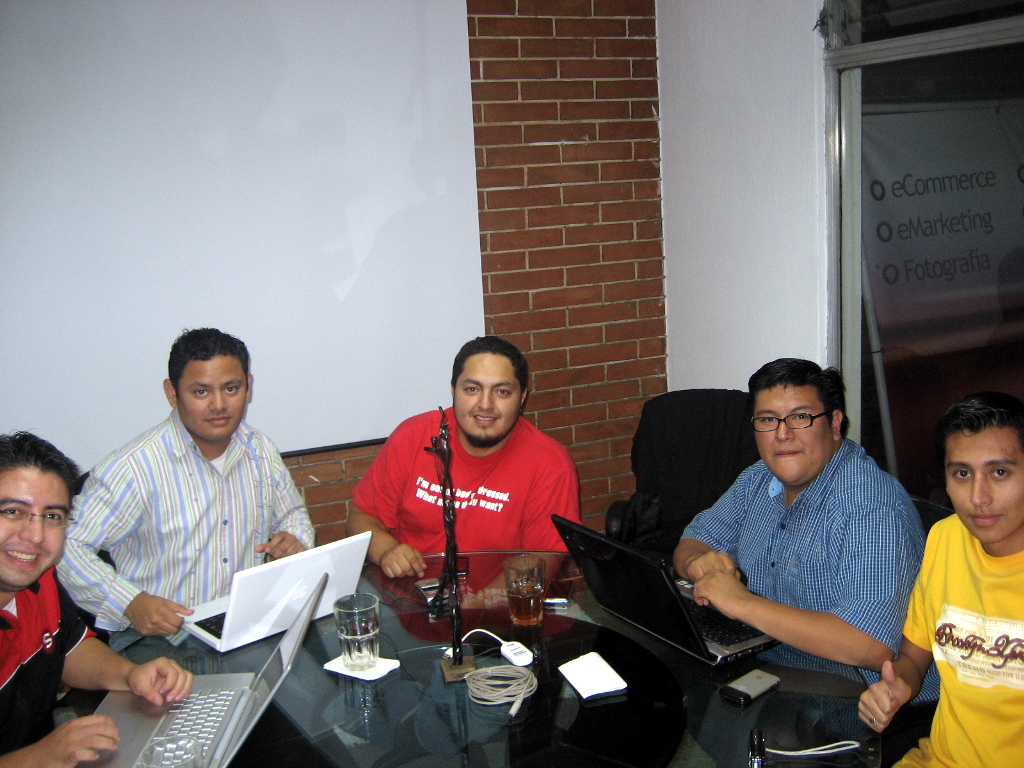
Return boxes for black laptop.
[553,515,775,666]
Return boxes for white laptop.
[94,573,326,768]
[183,532,370,652]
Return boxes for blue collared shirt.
[684,439,936,693]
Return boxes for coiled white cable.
[464,665,538,716]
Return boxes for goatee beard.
[463,431,507,450]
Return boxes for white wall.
[657,1,832,390]
[0,1,483,469]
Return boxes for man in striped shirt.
[59,328,314,650]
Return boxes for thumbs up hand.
[858,660,912,732]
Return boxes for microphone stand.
[424,407,475,681]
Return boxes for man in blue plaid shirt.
[673,358,934,691]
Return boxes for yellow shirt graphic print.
[932,605,1024,688]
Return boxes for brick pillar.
[469,0,667,519]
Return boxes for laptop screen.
[249,571,326,694]
[554,517,711,659]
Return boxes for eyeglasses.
[0,508,73,529]
[751,410,832,432]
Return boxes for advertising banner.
[862,102,1024,495]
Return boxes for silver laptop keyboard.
[162,687,238,742]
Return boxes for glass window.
[832,17,1024,504]
[847,0,1024,44]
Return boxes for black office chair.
[911,496,954,534]
[606,388,761,556]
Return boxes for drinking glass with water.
[334,593,380,671]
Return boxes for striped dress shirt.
[58,410,314,632]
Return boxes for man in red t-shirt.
[347,336,581,578]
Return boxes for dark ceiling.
[862,41,1024,103]
[853,0,1024,42]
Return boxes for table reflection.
[111,551,879,768]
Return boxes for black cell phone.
[416,558,468,601]
[415,577,440,601]
[544,579,575,607]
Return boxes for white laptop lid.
[184,532,370,652]
[208,572,328,768]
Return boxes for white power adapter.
[453,629,534,667]
[500,641,534,666]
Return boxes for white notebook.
[184,532,370,652]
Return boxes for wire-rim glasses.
[751,410,832,432]
[0,509,74,528]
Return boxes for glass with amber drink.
[503,554,545,626]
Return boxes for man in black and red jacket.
[0,432,192,767]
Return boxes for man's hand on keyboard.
[127,657,193,706]
[256,531,306,561]
[683,550,741,582]
[7,714,120,768]
[124,592,193,636]
[692,568,753,618]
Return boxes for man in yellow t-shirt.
[859,392,1024,767]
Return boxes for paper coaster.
[324,656,400,681]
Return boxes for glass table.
[105,551,880,768]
